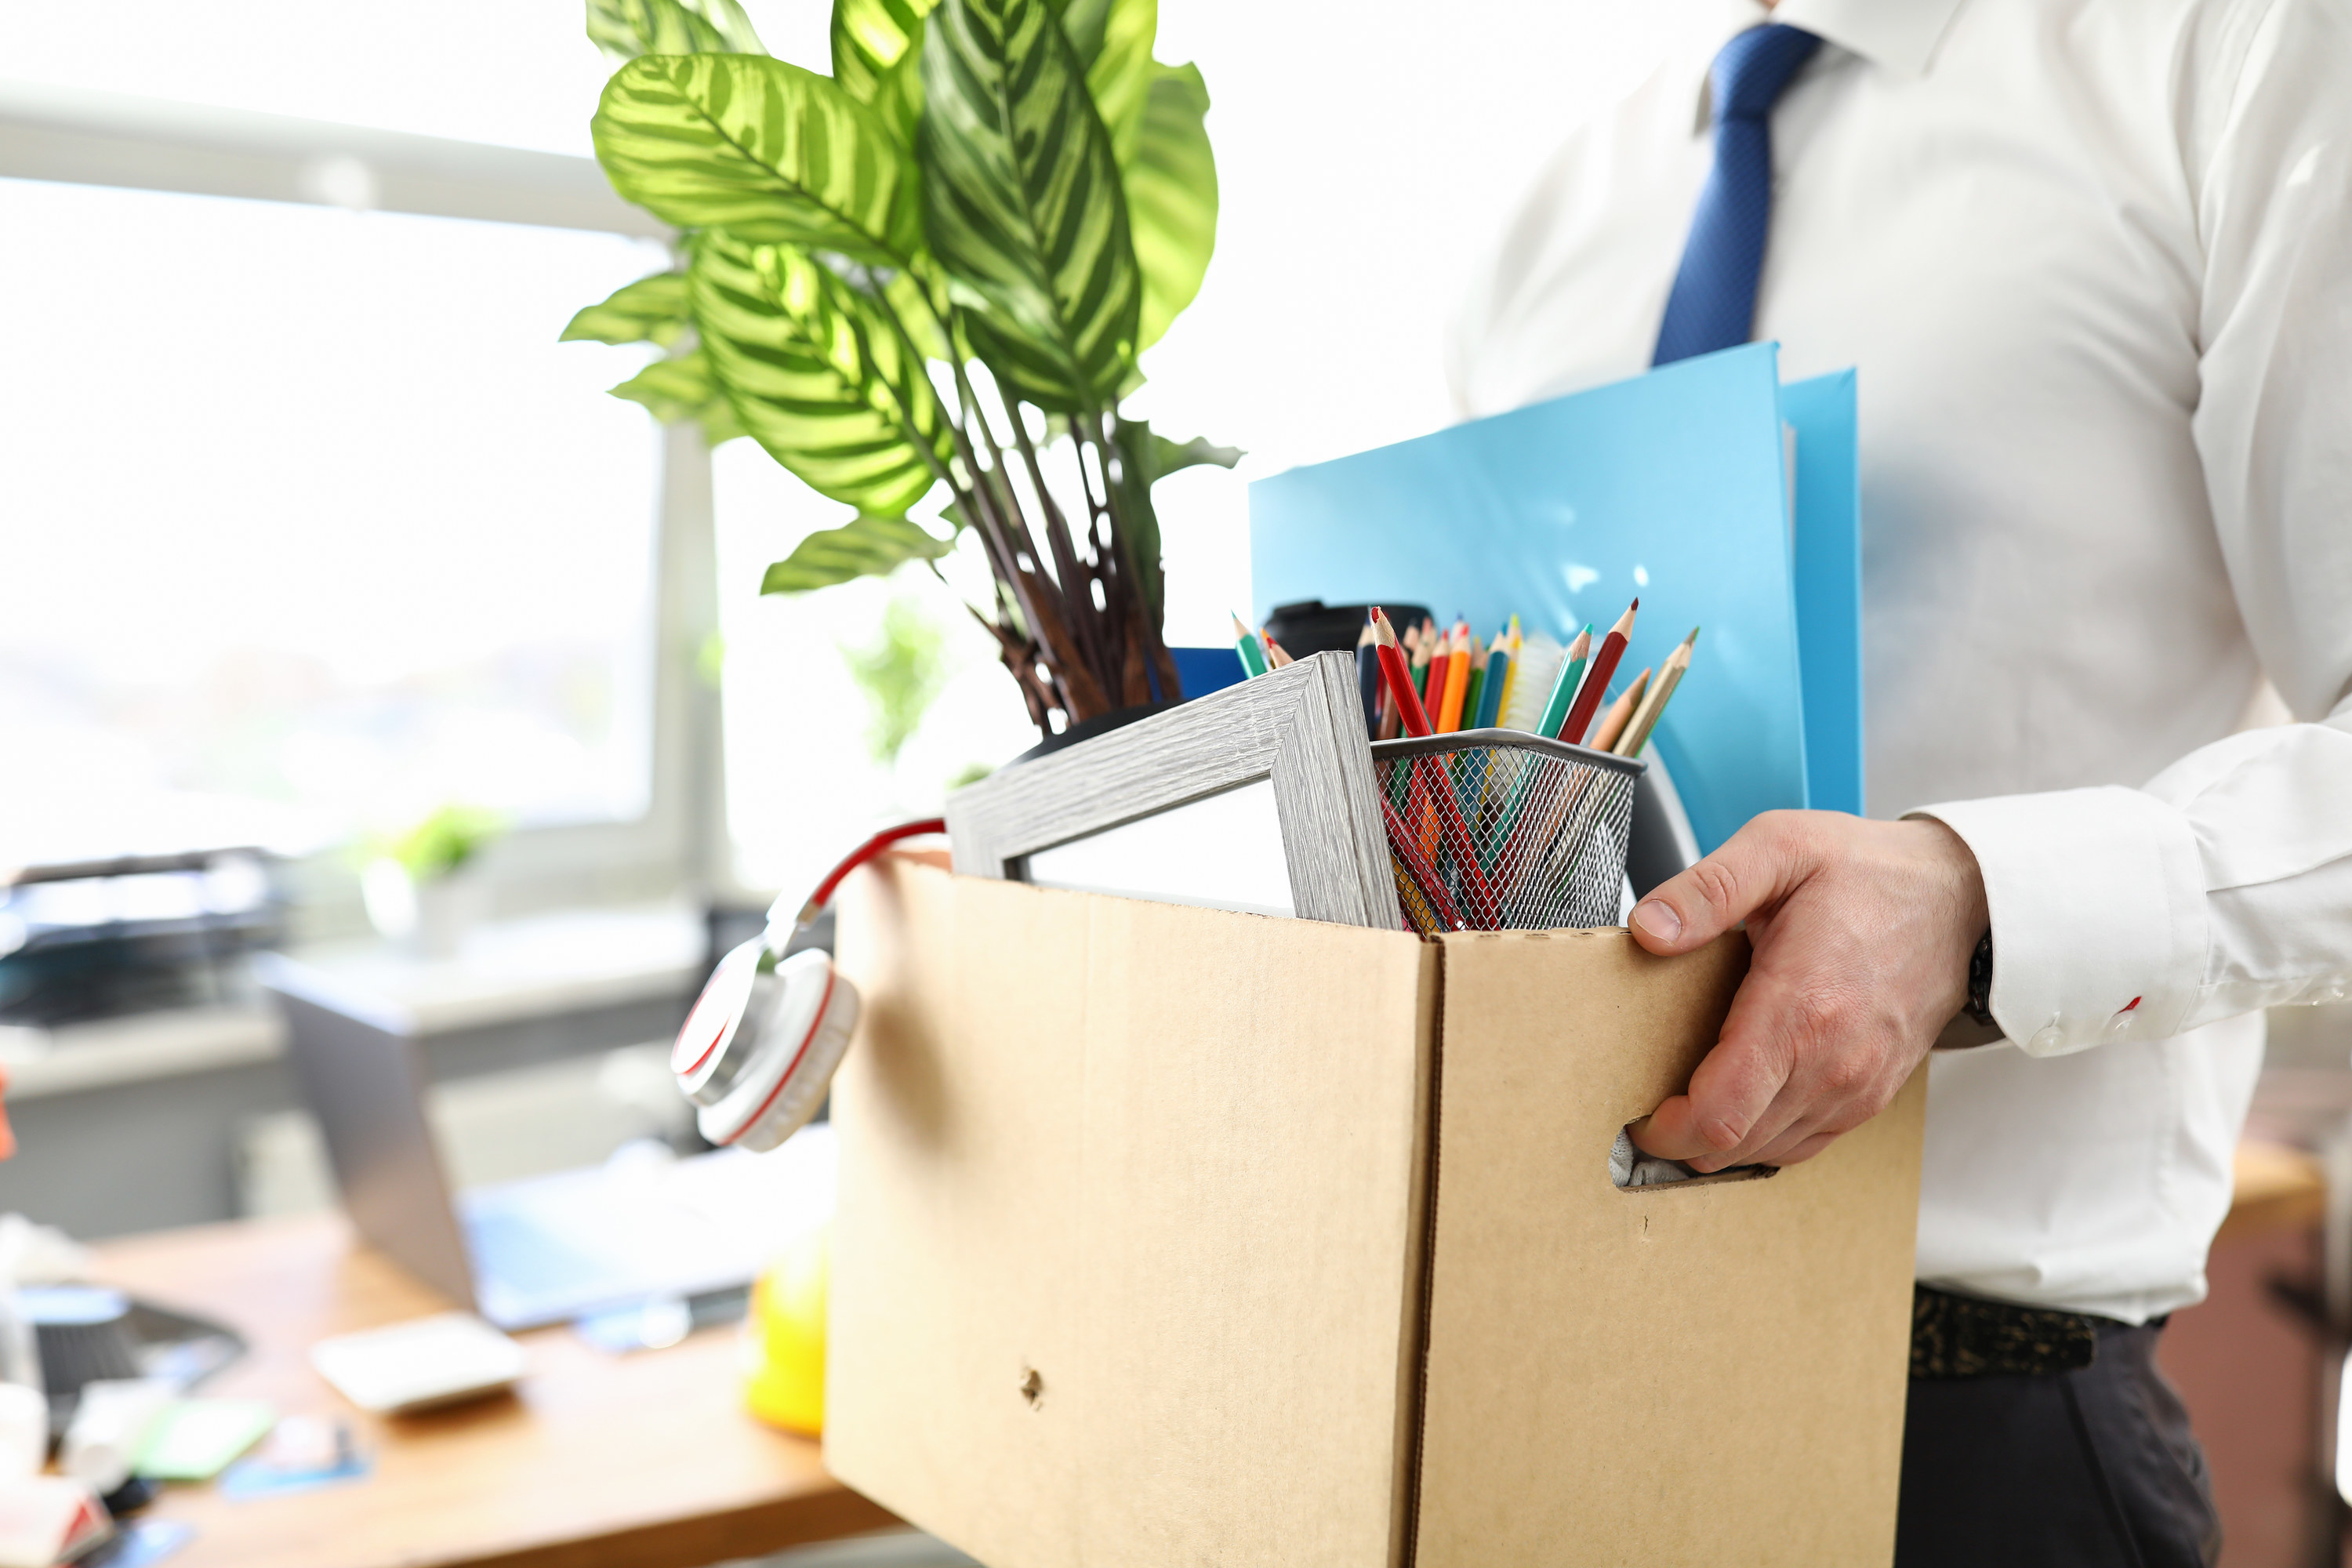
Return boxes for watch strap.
[1964,929,1995,1027]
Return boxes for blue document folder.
[1249,343,1860,855]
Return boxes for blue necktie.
[1652,24,1823,366]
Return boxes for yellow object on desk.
[744,1221,829,1436]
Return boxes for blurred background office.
[0,0,1673,1225]
[2,4,2350,1566]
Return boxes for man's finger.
[1628,812,1807,956]
[1686,1085,1816,1172]
[1744,1102,1860,1168]
[1627,988,1802,1161]
[1769,1129,1842,1166]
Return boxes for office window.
[0,174,671,868]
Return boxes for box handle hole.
[1610,1126,1777,1191]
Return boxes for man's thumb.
[1628,814,1802,954]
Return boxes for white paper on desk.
[311,1312,523,1414]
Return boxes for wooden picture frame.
[945,652,1402,929]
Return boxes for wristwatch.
[1964,930,1995,1027]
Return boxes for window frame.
[0,81,731,932]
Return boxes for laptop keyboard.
[462,1207,635,1304]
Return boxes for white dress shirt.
[1450,0,2352,1321]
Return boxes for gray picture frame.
[945,651,1402,929]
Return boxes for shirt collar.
[1686,0,1966,132]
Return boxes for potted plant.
[359,804,506,957]
[566,0,1236,738]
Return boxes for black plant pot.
[1007,702,1171,767]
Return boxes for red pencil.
[1372,609,1432,737]
[1559,597,1639,745]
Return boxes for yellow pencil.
[1615,627,1699,757]
[1436,622,1472,731]
[1589,668,1650,753]
[1497,615,1523,724]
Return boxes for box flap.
[1412,928,1924,1567]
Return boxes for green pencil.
[1535,623,1593,738]
[1231,612,1269,679]
[1474,630,1512,729]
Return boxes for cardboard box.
[827,858,1925,1567]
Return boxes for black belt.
[1910,1284,2132,1378]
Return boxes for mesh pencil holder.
[1369,729,1643,935]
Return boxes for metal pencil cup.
[1369,729,1643,935]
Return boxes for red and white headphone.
[670,818,944,1152]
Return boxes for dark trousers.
[1896,1321,2222,1567]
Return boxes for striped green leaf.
[608,349,746,445]
[762,514,956,593]
[1145,428,1241,478]
[593,53,920,264]
[690,233,952,517]
[561,270,692,347]
[831,0,938,148]
[1123,61,1214,350]
[919,0,1141,412]
[1051,0,1156,162]
[586,0,765,63]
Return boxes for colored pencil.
[1371,609,1432,737]
[1437,622,1472,731]
[1355,620,1381,737]
[1560,598,1638,745]
[1406,622,1433,710]
[1379,624,1407,739]
[1536,624,1593,739]
[1474,629,1512,729]
[1461,635,1490,732]
[1494,618,1523,725]
[1589,667,1650,753]
[1232,613,1269,679]
[1616,627,1698,757]
[1264,631,1295,669]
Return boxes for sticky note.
[133,1401,274,1483]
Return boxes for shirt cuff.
[1907,787,2209,1055]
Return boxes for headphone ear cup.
[696,952,860,1152]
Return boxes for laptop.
[263,957,818,1330]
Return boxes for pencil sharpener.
[671,940,858,1153]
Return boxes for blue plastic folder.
[1248,343,1860,855]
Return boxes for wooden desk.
[87,1216,895,1568]
[71,1141,2328,1567]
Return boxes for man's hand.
[1626,811,1987,1171]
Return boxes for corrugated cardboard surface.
[828,859,1436,1568]
[1414,928,1925,1566]
[829,865,1925,1568]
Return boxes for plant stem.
[941,351,1110,720]
[1002,390,1115,699]
[1086,409,1182,703]
[862,281,1071,731]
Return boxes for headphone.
[671,818,944,1152]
